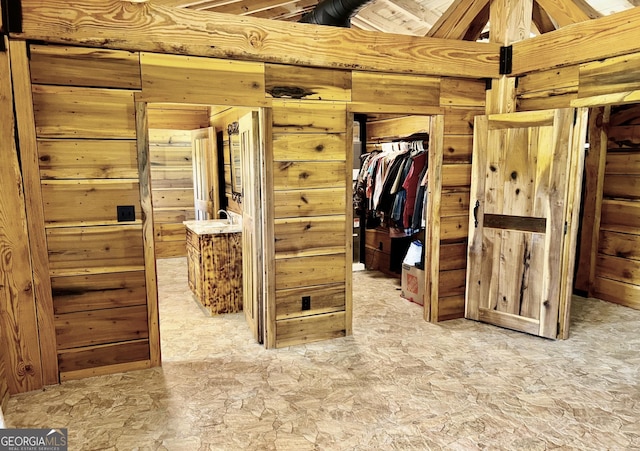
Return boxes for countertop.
[183,219,242,235]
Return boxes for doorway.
[145,102,268,357]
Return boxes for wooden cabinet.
[184,222,243,315]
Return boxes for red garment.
[401,152,428,228]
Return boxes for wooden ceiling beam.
[15,0,501,79]
[535,0,600,27]
[531,1,557,34]
[463,2,489,41]
[513,7,640,74]
[192,0,300,14]
[250,1,316,21]
[427,0,491,40]
[151,0,240,8]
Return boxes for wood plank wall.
[147,104,209,259]
[4,41,487,386]
[591,104,640,309]
[269,68,351,346]
[28,44,152,381]
[0,37,44,396]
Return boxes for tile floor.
[4,257,640,450]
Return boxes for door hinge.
[499,45,513,75]
[1,0,23,33]
[574,109,578,125]
[564,221,568,235]
[0,36,5,52]
[484,78,492,91]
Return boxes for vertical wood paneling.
[136,102,161,367]
[10,40,59,386]
[0,37,44,394]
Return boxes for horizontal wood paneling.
[272,100,347,133]
[32,85,136,139]
[439,78,486,107]
[438,269,466,297]
[57,340,150,373]
[600,199,640,229]
[440,191,470,217]
[273,161,346,190]
[274,216,346,257]
[605,152,640,174]
[149,147,192,166]
[579,52,640,99]
[593,277,640,310]
[440,215,469,242]
[150,168,193,188]
[442,135,473,162]
[275,312,346,348]
[37,139,138,179]
[55,305,149,350]
[29,44,141,89]
[46,225,145,276]
[437,295,465,321]
[352,72,440,107]
[153,208,195,224]
[139,52,267,106]
[51,271,147,314]
[596,255,640,285]
[442,164,472,187]
[273,188,346,218]
[603,175,640,199]
[275,254,346,290]
[598,230,640,261]
[366,116,430,142]
[443,108,481,135]
[439,242,467,271]
[151,188,194,209]
[41,180,141,226]
[275,283,345,320]
[265,64,351,101]
[272,134,346,161]
[517,66,579,95]
[147,107,210,130]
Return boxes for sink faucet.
[217,209,234,225]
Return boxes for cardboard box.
[401,263,424,305]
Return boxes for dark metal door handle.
[473,200,480,228]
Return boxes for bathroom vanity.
[184,219,243,315]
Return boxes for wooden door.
[466,108,587,339]
[239,111,265,344]
[191,127,219,220]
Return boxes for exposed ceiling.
[151,0,637,39]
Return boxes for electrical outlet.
[301,296,311,311]
[117,205,136,222]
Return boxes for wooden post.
[9,40,59,386]
[135,101,161,367]
[0,36,44,393]
[486,0,533,114]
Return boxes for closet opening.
[352,112,434,314]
